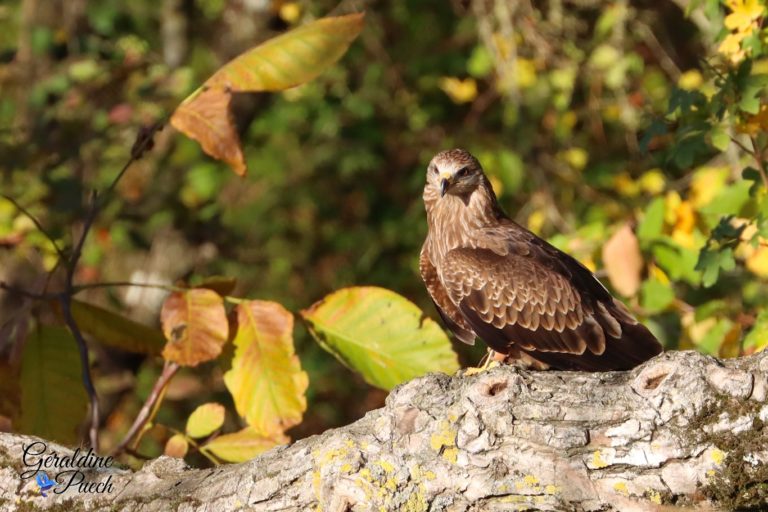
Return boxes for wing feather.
[419,241,476,345]
[440,247,595,354]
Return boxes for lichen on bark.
[1,350,767,511]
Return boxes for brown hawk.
[420,149,662,371]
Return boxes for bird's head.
[426,149,485,199]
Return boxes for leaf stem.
[110,360,179,457]
[73,281,183,294]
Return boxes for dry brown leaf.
[170,88,246,176]
[161,289,229,366]
[602,223,643,297]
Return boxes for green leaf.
[696,247,736,288]
[640,279,675,314]
[744,309,768,354]
[742,167,764,196]
[652,238,702,285]
[201,427,288,463]
[56,300,165,355]
[467,45,493,78]
[699,181,753,222]
[637,197,665,244]
[18,326,88,444]
[301,286,460,390]
[639,119,667,154]
[223,300,307,435]
[709,126,730,152]
[186,402,225,438]
[696,317,733,355]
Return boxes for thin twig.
[59,295,101,450]
[58,121,164,451]
[730,135,754,157]
[1,193,66,260]
[0,281,57,300]
[110,360,179,457]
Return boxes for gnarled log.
[1,350,767,511]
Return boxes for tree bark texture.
[1,350,767,511]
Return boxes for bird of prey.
[420,149,663,371]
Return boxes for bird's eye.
[431,166,439,174]
[456,167,469,178]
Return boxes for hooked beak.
[440,177,451,197]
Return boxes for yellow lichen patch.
[344,439,356,448]
[430,421,457,452]
[707,469,717,477]
[402,487,428,512]
[591,450,609,469]
[318,446,349,465]
[613,482,629,495]
[442,447,459,464]
[340,463,352,473]
[312,470,323,504]
[523,475,539,486]
[711,448,726,465]
[545,484,559,494]
[376,460,395,473]
[424,470,436,480]
[384,477,397,491]
[647,490,662,504]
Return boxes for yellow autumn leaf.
[492,33,514,59]
[527,210,546,234]
[614,172,640,197]
[515,58,537,88]
[639,169,666,194]
[559,147,589,171]
[439,77,478,104]
[224,300,308,436]
[719,32,747,63]
[649,263,671,285]
[737,104,768,135]
[202,427,288,463]
[678,70,703,91]
[690,167,729,208]
[746,243,768,277]
[279,2,302,24]
[489,175,504,197]
[724,0,764,33]
[664,191,682,224]
[164,434,189,458]
[186,402,226,438]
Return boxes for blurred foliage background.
[2,0,768,462]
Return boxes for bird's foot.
[464,349,505,375]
